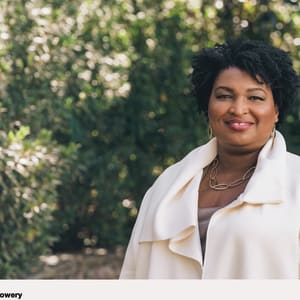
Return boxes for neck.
[217,145,260,174]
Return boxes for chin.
[218,136,261,151]
[221,134,252,143]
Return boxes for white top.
[120,131,300,279]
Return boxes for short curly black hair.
[191,39,300,124]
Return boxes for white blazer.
[120,131,300,279]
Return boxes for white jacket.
[120,131,300,279]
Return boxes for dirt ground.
[28,247,125,279]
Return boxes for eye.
[216,94,233,99]
[249,95,265,101]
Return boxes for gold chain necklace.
[208,158,256,191]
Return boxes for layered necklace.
[208,157,256,191]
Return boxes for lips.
[225,119,254,131]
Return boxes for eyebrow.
[214,86,267,94]
[214,86,234,92]
[247,88,266,94]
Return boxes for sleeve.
[119,186,154,279]
[119,222,138,279]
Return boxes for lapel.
[138,138,217,265]
[138,131,287,266]
[240,130,286,205]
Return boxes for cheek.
[208,101,225,120]
[258,106,278,123]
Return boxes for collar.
[240,130,286,205]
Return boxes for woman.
[120,39,300,279]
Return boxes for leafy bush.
[0,127,76,278]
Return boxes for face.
[208,67,279,153]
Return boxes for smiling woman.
[119,39,300,279]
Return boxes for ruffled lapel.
[138,138,217,264]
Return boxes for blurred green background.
[0,0,299,278]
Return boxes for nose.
[229,97,249,116]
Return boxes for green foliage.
[0,0,299,276]
[0,127,76,278]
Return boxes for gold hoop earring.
[271,127,276,148]
[208,125,213,140]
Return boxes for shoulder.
[150,139,217,192]
[134,139,217,231]
[286,151,300,170]
[155,146,203,181]
[135,142,214,219]
[141,144,204,197]
[144,145,203,200]
[285,152,300,192]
